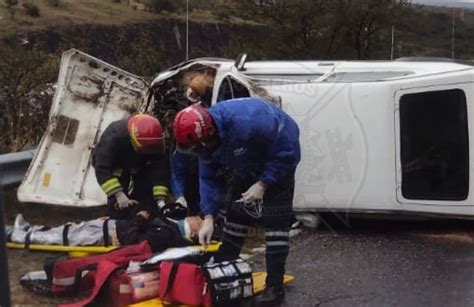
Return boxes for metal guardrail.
[0,188,11,307]
[0,149,36,188]
[0,149,36,306]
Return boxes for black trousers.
[107,168,159,220]
[217,172,295,287]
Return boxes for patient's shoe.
[14,214,30,231]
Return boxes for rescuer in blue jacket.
[173,98,301,306]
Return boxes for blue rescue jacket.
[170,150,192,198]
[199,98,301,215]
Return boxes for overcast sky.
[414,0,473,2]
[412,0,474,8]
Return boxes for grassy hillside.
[0,0,232,37]
[2,0,474,154]
[397,4,474,59]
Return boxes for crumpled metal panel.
[17,49,148,207]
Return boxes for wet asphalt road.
[267,215,474,307]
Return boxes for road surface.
[5,197,474,306]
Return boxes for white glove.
[199,215,214,246]
[241,181,267,203]
[156,199,167,210]
[115,191,139,210]
[175,196,188,208]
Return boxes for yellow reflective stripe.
[102,183,121,195]
[112,168,123,177]
[153,185,169,197]
[101,178,121,194]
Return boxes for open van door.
[18,49,148,207]
[394,80,474,210]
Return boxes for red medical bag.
[52,241,152,307]
[159,260,212,306]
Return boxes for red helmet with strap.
[127,114,164,154]
[173,103,213,148]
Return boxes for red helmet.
[127,114,164,154]
[173,103,213,148]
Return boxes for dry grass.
[0,0,236,37]
[0,0,153,36]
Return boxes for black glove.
[159,202,188,220]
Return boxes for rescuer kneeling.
[92,114,172,220]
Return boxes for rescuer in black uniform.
[92,114,171,220]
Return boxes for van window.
[400,89,469,201]
[217,76,250,102]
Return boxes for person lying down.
[6,212,204,253]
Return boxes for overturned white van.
[18,49,474,218]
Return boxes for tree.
[238,0,329,59]
[237,0,411,60]
[330,0,411,59]
[0,43,58,153]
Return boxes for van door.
[394,83,474,207]
[17,49,148,207]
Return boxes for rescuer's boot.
[254,285,285,306]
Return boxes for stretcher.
[129,272,295,307]
[6,242,221,258]
[6,242,118,257]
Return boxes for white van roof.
[164,57,474,83]
[246,59,473,81]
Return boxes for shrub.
[47,0,60,7]
[147,0,176,13]
[4,0,18,8]
[215,4,232,21]
[23,3,40,17]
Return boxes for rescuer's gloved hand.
[199,215,214,246]
[156,198,167,213]
[115,191,139,210]
[158,199,188,220]
[242,181,267,203]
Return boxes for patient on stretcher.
[6,212,204,252]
